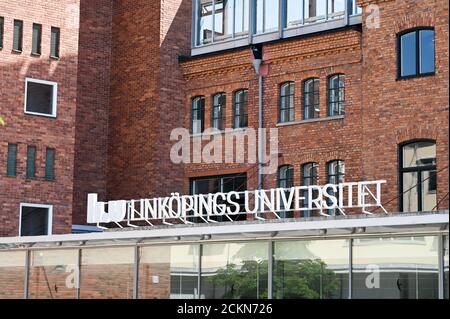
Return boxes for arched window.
[191,96,205,134]
[301,162,318,217]
[279,82,295,123]
[303,78,320,119]
[400,141,437,212]
[398,28,435,78]
[233,89,248,128]
[326,160,345,215]
[212,93,226,130]
[278,165,294,218]
[328,74,345,116]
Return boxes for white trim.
[4,211,448,244]
[24,77,58,118]
[19,203,53,237]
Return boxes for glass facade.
[201,242,268,298]
[195,0,362,47]
[353,236,439,299]
[80,247,134,299]
[29,249,78,299]
[273,239,349,299]
[0,251,26,299]
[139,245,200,299]
[0,234,448,299]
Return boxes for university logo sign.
[87,180,388,229]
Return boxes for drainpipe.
[251,45,265,220]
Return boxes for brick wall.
[0,0,81,236]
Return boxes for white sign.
[87,180,388,229]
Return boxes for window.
[400,141,437,212]
[32,23,42,55]
[279,82,295,123]
[13,19,23,52]
[196,0,249,45]
[7,144,17,177]
[0,17,4,49]
[191,96,205,134]
[328,74,345,116]
[302,162,318,217]
[305,0,326,24]
[191,173,247,221]
[19,204,52,236]
[255,0,279,34]
[278,165,294,218]
[212,93,226,130]
[353,236,439,299]
[233,89,248,128]
[398,29,435,78]
[327,160,345,215]
[26,146,36,179]
[25,78,58,117]
[45,148,55,181]
[50,27,60,58]
[303,78,320,119]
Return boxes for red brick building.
[0,0,448,300]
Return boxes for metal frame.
[24,77,58,118]
[191,0,363,56]
[18,203,53,237]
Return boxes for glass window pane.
[256,0,279,34]
[235,0,249,35]
[421,170,437,211]
[201,242,268,298]
[214,0,233,41]
[327,0,345,18]
[29,250,78,299]
[0,251,25,299]
[139,245,200,299]
[21,206,49,236]
[80,247,134,299]
[444,236,449,299]
[286,0,303,27]
[273,239,349,299]
[402,142,436,168]
[198,0,213,45]
[419,30,435,74]
[305,0,326,23]
[400,32,417,77]
[402,172,418,212]
[353,236,439,299]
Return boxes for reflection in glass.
[198,0,213,45]
[444,236,449,299]
[302,162,319,217]
[214,0,233,41]
[400,32,417,77]
[0,251,25,299]
[303,78,320,119]
[419,30,435,74]
[328,74,345,116]
[279,82,295,123]
[139,245,200,299]
[401,141,437,212]
[327,0,345,19]
[273,240,349,299]
[286,0,303,27]
[235,0,250,35]
[255,0,279,34]
[201,242,268,298]
[353,236,439,299]
[278,165,294,218]
[80,247,134,299]
[29,250,78,299]
[305,0,326,24]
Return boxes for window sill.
[276,115,344,127]
[190,127,248,138]
[31,52,41,57]
[397,72,435,81]
[12,49,22,54]
[50,55,60,60]
[24,111,57,119]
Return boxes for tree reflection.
[208,258,338,299]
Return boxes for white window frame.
[24,77,58,118]
[19,203,53,237]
